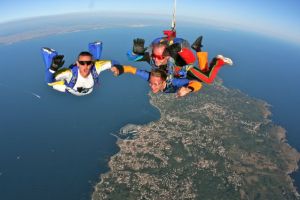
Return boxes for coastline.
[0,13,168,45]
[1,16,299,200]
[92,83,300,199]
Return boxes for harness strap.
[65,65,99,89]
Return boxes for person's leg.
[41,47,57,83]
[88,41,103,60]
[191,36,208,71]
[188,55,232,84]
[172,52,209,79]
[196,51,209,72]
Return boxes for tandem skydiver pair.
[111,30,233,97]
[127,30,233,84]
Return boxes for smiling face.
[148,69,167,93]
[149,76,165,93]
[76,55,93,78]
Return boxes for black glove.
[113,64,124,75]
[166,43,181,59]
[133,38,147,55]
[50,55,65,72]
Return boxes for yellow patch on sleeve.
[95,60,110,69]
[48,80,65,86]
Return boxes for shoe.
[191,36,203,52]
[42,47,56,54]
[41,47,58,70]
[88,41,103,60]
[216,55,233,66]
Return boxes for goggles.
[151,54,165,60]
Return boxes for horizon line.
[0,11,299,46]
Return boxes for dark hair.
[77,51,93,60]
[150,69,167,81]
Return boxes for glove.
[133,38,147,55]
[112,64,124,76]
[50,55,65,72]
[77,87,89,93]
[166,43,181,59]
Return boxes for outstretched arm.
[44,53,65,83]
[94,60,117,74]
[127,50,151,63]
[42,51,71,93]
[172,79,202,97]
[127,38,151,63]
[111,65,150,81]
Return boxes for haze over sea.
[0,15,300,199]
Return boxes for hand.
[176,86,192,97]
[166,43,181,59]
[111,66,120,76]
[133,38,147,55]
[50,55,65,71]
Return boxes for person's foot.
[41,47,58,71]
[216,55,233,65]
[191,36,203,52]
[42,47,56,54]
[42,47,55,54]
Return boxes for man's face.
[76,55,93,77]
[152,45,169,66]
[149,76,165,93]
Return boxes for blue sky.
[1,0,299,43]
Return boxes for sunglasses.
[151,54,165,60]
[78,60,93,65]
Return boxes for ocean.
[0,28,160,200]
[0,23,300,199]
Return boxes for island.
[92,81,300,200]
